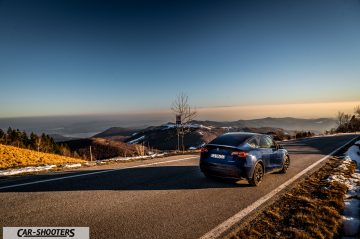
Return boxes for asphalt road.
[0,134,358,239]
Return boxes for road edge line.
[0,156,198,190]
[199,136,358,239]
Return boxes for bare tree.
[355,105,360,118]
[171,92,197,151]
[336,111,345,126]
[343,114,351,125]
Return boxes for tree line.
[0,127,80,158]
[334,105,360,133]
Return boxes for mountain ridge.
[190,117,336,131]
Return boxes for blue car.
[199,132,290,186]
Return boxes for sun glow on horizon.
[1,101,359,122]
[196,101,360,121]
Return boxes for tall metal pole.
[177,128,180,151]
[176,114,181,152]
[89,145,93,161]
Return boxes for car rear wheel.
[280,155,290,173]
[248,163,264,186]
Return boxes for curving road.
[0,134,358,239]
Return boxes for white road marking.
[200,136,358,239]
[0,156,198,190]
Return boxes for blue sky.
[0,0,359,118]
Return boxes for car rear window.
[209,134,253,147]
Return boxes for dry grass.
[0,144,85,169]
[227,157,355,239]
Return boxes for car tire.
[248,163,264,186]
[280,155,290,173]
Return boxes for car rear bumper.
[200,161,248,179]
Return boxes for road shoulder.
[224,140,360,239]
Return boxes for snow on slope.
[338,140,360,238]
[128,135,145,144]
[0,163,83,176]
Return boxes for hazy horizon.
[1,100,359,120]
[0,110,340,139]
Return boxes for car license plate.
[211,154,225,159]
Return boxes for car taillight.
[231,151,248,158]
[200,147,208,153]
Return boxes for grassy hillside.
[94,127,140,138]
[124,126,226,150]
[64,138,146,160]
[0,144,85,169]
[122,124,290,150]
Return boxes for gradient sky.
[1,0,359,119]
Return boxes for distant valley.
[61,117,337,155]
[0,116,339,160]
[0,116,337,140]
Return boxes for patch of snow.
[221,126,232,130]
[327,157,359,192]
[327,173,353,189]
[343,199,360,218]
[163,123,213,130]
[339,140,360,238]
[161,123,177,129]
[186,123,200,128]
[104,153,166,162]
[346,141,360,167]
[128,135,145,144]
[0,165,57,176]
[84,162,96,166]
[199,124,212,130]
[63,163,82,168]
[343,216,360,237]
[185,124,212,130]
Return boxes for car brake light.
[200,147,208,153]
[231,151,248,158]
